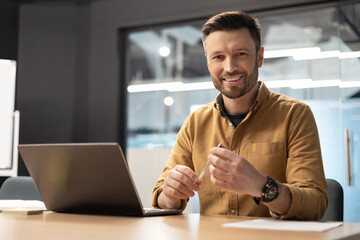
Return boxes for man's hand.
[208,146,267,197]
[158,165,200,209]
[208,145,291,215]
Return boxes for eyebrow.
[208,48,251,58]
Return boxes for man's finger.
[163,180,194,199]
[210,147,239,162]
[173,165,199,189]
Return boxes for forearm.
[281,183,327,220]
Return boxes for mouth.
[223,75,243,82]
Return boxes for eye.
[236,52,247,56]
[212,55,224,60]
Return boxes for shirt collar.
[215,93,227,118]
[213,80,270,116]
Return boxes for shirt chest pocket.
[244,142,286,177]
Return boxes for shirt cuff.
[151,187,163,209]
[276,183,300,219]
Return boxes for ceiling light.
[263,79,312,88]
[164,96,174,106]
[127,81,182,92]
[264,47,321,59]
[339,81,360,88]
[159,46,171,57]
[168,82,214,92]
[339,51,360,59]
[290,79,341,89]
[293,50,340,60]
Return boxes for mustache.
[220,71,247,78]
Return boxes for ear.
[257,47,264,68]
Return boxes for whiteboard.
[0,59,17,174]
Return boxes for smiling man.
[152,11,328,220]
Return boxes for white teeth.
[224,76,241,82]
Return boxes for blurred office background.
[0,0,359,221]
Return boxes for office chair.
[0,176,42,200]
[321,178,343,221]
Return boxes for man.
[152,11,327,220]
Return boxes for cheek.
[207,62,222,76]
[239,61,255,74]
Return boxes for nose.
[224,57,237,73]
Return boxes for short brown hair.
[202,11,261,52]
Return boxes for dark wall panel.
[0,1,19,60]
[16,5,77,175]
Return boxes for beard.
[211,61,259,99]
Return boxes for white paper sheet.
[0,200,46,210]
[223,219,343,232]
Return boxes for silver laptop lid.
[18,143,145,216]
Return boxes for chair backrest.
[0,176,42,200]
[321,178,343,221]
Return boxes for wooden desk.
[1,212,360,240]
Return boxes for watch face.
[265,186,278,200]
[261,177,279,202]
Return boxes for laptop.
[18,143,182,217]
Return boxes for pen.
[198,142,223,182]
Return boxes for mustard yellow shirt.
[152,81,327,220]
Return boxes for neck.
[223,83,259,115]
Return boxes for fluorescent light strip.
[339,51,360,59]
[263,79,312,88]
[264,47,321,59]
[290,79,341,89]
[265,48,360,60]
[339,81,360,88]
[265,79,360,89]
[127,81,213,93]
[293,50,341,60]
[265,79,341,89]
[127,81,182,92]
[168,81,214,92]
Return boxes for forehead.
[204,28,256,54]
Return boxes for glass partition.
[125,1,360,219]
[127,21,215,148]
[127,3,360,148]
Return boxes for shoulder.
[267,90,311,112]
[259,81,310,112]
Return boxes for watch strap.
[252,195,261,205]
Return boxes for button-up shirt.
[152,81,327,220]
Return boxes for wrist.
[158,191,181,209]
[253,175,268,197]
[252,176,279,205]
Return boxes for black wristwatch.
[252,176,279,205]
